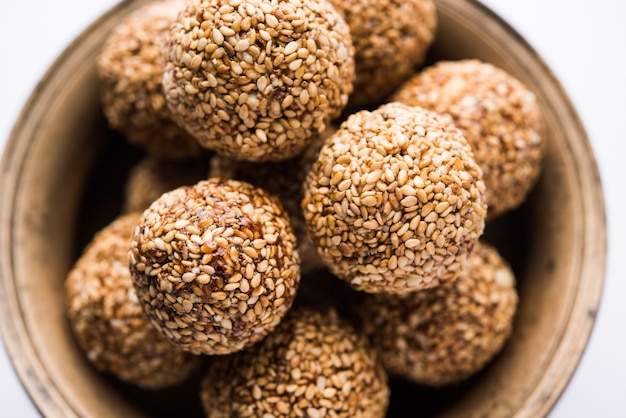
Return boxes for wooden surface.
[0,0,606,417]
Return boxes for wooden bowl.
[0,0,606,417]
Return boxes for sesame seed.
[211,28,224,45]
[235,39,250,52]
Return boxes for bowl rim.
[0,0,607,417]
[438,1,607,415]
[0,3,140,417]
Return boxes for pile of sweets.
[66,0,543,415]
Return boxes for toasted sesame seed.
[284,41,298,55]
[401,196,418,207]
[253,385,262,400]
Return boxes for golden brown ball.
[129,178,300,355]
[97,0,203,159]
[162,0,355,162]
[328,0,437,109]
[200,307,389,418]
[302,102,487,294]
[66,213,200,389]
[361,241,518,386]
[393,59,544,218]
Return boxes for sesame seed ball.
[123,155,210,213]
[129,178,300,355]
[66,213,201,389]
[328,0,437,109]
[302,102,487,294]
[162,0,355,162]
[200,307,389,418]
[208,126,335,273]
[392,59,544,218]
[360,241,518,387]
[97,0,203,160]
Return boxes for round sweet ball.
[302,102,487,294]
[162,0,355,162]
[97,0,203,160]
[328,0,437,109]
[208,126,335,273]
[66,213,201,389]
[200,307,389,418]
[360,241,518,387]
[392,59,544,218]
[123,155,209,213]
[129,178,301,355]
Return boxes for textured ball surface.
[97,0,203,159]
[66,213,200,389]
[129,178,300,355]
[328,0,437,109]
[163,0,355,162]
[361,241,518,386]
[302,102,487,293]
[200,307,389,418]
[393,59,544,218]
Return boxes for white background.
[1,0,625,416]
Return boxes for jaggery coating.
[66,213,200,389]
[162,0,355,162]
[302,102,487,293]
[361,241,518,387]
[392,59,544,218]
[328,0,437,109]
[200,307,389,418]
[97,0,203,160]
[208,126,335,273]
[129,178,300,355]
[123,155,209,213]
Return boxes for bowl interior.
[0,0,605,417]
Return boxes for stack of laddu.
[66,0,543,415]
